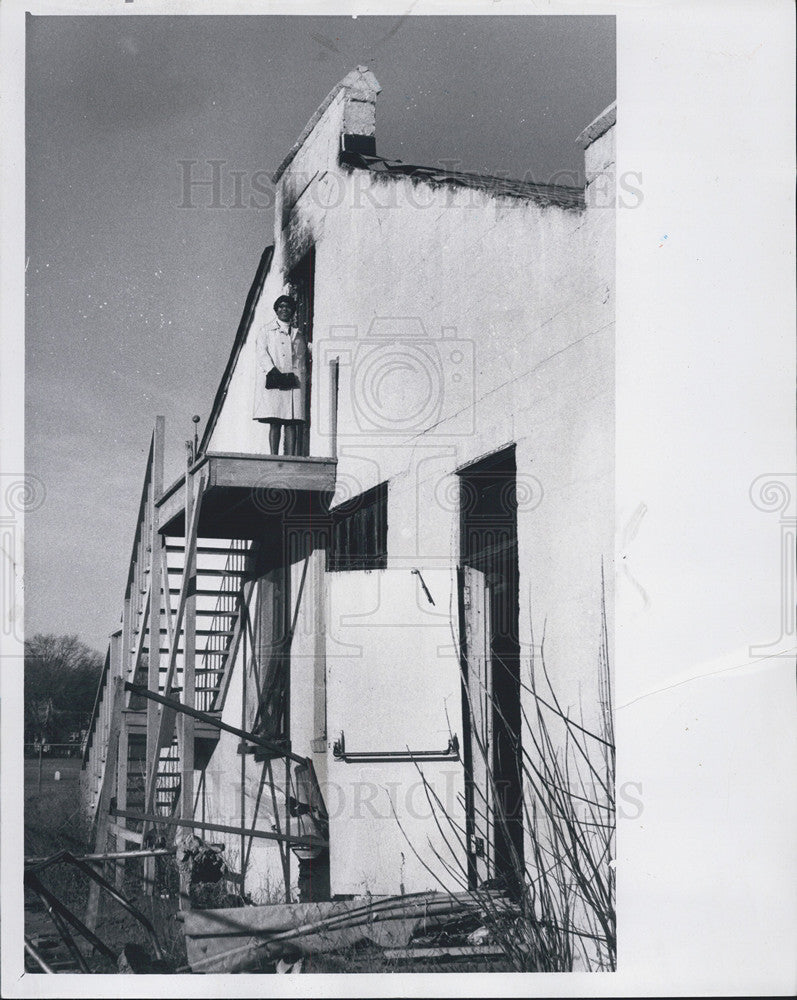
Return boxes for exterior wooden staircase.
[80,416,332,909]
[145,537,251,820]
[81,420,254,861]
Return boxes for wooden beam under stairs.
[168,587,242,597]
[126,682,309,766]
[110,808,325,851]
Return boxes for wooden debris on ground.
[182,890,516,973]
[174,833,238,910]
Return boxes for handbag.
[266,367,300,391]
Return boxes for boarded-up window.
[327,483,388,572]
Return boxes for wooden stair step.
[194,568,249,577]
[169,587,240,592]
[155,628,235,637]
[166,544,245,555]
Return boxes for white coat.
[252,316,309,422]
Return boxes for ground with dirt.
[24,759,514,974]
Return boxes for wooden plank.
[125,583,151,709]
[167,544,239,556]
[145,417,165,770]
[157,481,188,532]
[143,473,206,818]
[121,709,221,742]
[125,682,306,764]
[160,540,175,653]
[85,676,125,932]
[157,469,189,509]
[181,894,507,973]
[239,602,248,899]
[122,430,156,597]
[205,451,336,465]
[114,720,130,887]
[180,446,197,912]
[108,821,143,845]
[382,945,507,960]
[81,647,109,772]
[180,891,509,936]
[121,591,132,691]
[209,455,336,492]
[25,846,170,864]
[158,456,335,529]
[195,246,273,459]
[110,809,324,850]
[183,900,350,936]
[170,588,243,597]
[155,627,235,637]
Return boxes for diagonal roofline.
[339,151,586,210]
[198,244,274,457]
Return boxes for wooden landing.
[157,452,336,538]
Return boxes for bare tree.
[24,634,103,744]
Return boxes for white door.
[325,567,465,896]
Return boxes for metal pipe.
[25,851,164,961]
[26,875,109,968]
[332,731,460,763]
[38,896,91,973]
[24,937,56,974]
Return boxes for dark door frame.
[458,444,524,889]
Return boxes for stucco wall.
[201,88,615,897]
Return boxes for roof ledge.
[575,101,616,150]
[272,66,381,184]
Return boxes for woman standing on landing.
[253,295,310,456]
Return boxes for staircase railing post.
[144,416,164,893]
[179,440,197,909]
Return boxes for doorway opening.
[458,445,523,889]
[287,249,315,457]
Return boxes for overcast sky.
[25,14,615,653]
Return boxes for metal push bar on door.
[332,732,460,764]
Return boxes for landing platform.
[157,452,336,538]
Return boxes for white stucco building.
[83,66,615,921]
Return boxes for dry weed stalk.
[399,570,615,972]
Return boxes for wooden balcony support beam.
[109,809,325,851]
[145,416,165,790]
[143,471,206,821]
[125,682,308,766]
[180,442,197,842]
